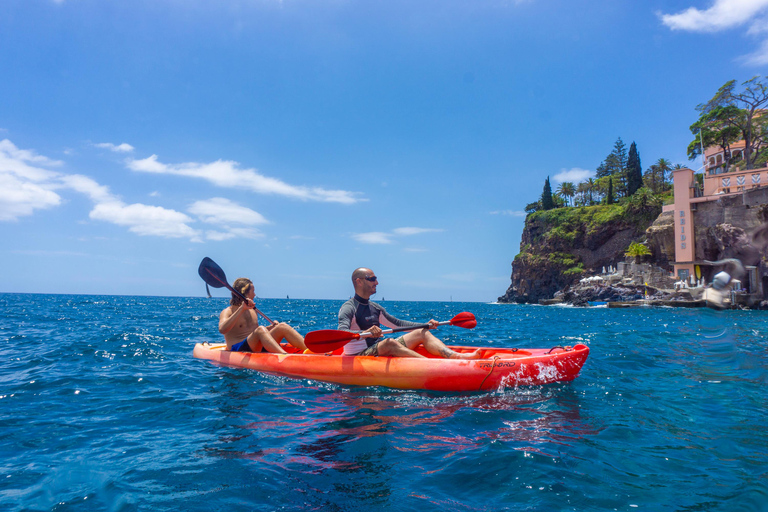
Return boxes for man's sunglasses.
[363,276,377,282]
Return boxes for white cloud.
[352,226,443,245]
[659,0,768,32]
[189,198,268,241]
[127,154,365,204]
[0,139,63,220]
[659,0,768,65]
[58,174,114,203]
[489,210,527,217]
[392,227,444,236]
[188,197,268,225]
[0,139,200,240]
[553,167,592,183]
[0,171,61,221]
[94,142,135,153]
[740,38,768,64]
[0,139,63,168]
[89,201,201,240]
[204,227,264,241]
[352,231,393,244]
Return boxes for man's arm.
[337,300,356,331]
[376,304,422,330]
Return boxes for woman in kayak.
[219,278,307,353]
[338,268,482,359]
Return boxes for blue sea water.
[1,293,767,512]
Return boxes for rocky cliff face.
[498,201,660,303]
[499,190,768,304]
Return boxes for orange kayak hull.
[192,343,589,392]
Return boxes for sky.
[2,0,768,302]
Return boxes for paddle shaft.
[357,319,450,339]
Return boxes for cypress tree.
[607,177,614,204]
[627,141,643,196]
[541,176,554,210]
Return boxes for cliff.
[499,188,768,304]
[498,198,662,304]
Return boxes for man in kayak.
[338,268,482,359]
[219,278,307,353]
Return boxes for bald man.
[337,268,481,359]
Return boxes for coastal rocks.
[645,211,675,267]
[498,203,660,304]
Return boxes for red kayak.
[192,343,589,392]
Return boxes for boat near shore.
[192,342,590,392]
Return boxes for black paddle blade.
[198,257,228,289]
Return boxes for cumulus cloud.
[90,201,201,240]
[0,171,61,221]
[94,142,135,153]
[0,139,200,240]
[659,0,768,32]
[659,0,768,65]
[127,154,365,204]
[553,167,593,183]
[188,197,268,241]
[188,197,268,226]
[0,139,63,220]
[352,227,443,245]
[352,231,393,244]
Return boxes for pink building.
[667,161,768,284]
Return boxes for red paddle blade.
[304,329,360,353]
[450,312,477,329]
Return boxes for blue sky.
[2,0,768,302]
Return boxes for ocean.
[1,293,766,511]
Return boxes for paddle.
[304,311,477,353]
[197,257,274,324]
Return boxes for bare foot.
[449,349,483,360]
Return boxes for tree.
[689,77,768,170]
[524,200,542,214]
[626,141,643,196]
[644,164,660,193]
[557,182,575,206]
[625,241,651,263]
[541,176,554,210]
[688,105,742,170]
[596,138,629,196]
[655,158,673,189]
[607,177,614,204]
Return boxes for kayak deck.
[193,342,589,392]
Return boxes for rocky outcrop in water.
[498,200,660,304]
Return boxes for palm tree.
[586,178,596,205]
[557,182,576,206]
[656,158,673,189]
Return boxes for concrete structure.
[667,161,768,304]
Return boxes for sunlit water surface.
[1,294,766,511]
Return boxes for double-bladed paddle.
[304,311,477,353]
[197,257,274,324]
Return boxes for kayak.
[192,342,589,392]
